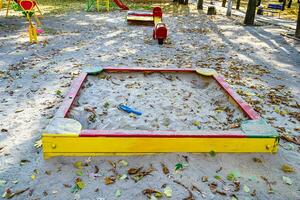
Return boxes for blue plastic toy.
[118,104,142,116]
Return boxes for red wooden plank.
[103,67,196,73]
[80,129,246,138]
[213,74,260,120]
[55,73,87,118]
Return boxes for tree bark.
[236,0,241,9]
[197,0,203,9]
[282,0,286,11]
[287,0,292,8]
[227,0,232,16]
[222,0,226,7]
[296,4,300,38]
[244,0,257,25]
[207,6,217,15]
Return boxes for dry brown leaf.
[104,176,116,185]
[94,165,99,174]
[142,188,162,198]
[201,176,208,182]
[127,167,143,175]
[161,163,169,175]
[209,182,218,193]
[281,164,295,173]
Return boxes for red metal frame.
[56,67,261,138]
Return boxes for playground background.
[1,0,299,20]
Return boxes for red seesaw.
[127,7,168,45]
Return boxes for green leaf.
[115,189,122,197]
[282,176,293,185]
[192,120,201,127]
[243,185,250,193]
[214,175,222,180]
[71,185,79,193]
[74,161,83,169]
[76,170,83,176]
[209,151,216,157]
[226,173,235,181]
[55,90,62,96]
[163,186,172,198]
[119,160,128,166]
[76,181,85,189]
[119,174,128,180]
[175,163,183,171]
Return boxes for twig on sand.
[173,180,195,200]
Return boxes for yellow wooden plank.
[43,136,278,159]
[154,16,161,25]
[127,16,154,21]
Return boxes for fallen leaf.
[281,164,295,173]
[45,170,51,176]
[192,121,201,127]
[282,176,293,185]
[128,167,143,175]
[252,157,263,163]
[243,185,250,193]
[163,186,172,198]
[161,163,169,174]
[76,181,85,189]
[209,182,218,193]
[29,189,34,196]
[119,160,128,166]
[34,139,42,149]
[104,176,116,185]
[142,189,162,198]
[63,184,72,188]
[209,151,216,157]
[74,161,83,169]
[115,189,122,197]
[20,159,30,166]
[76,170,83,176]
[119,174,128,180]
[201,176,208,182]
[175,163,183,171]
[2,188,29,199]
[94,165,99,174]
[226,173,235,181]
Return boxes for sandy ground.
[0,1,300,200]
[69,72,246,131]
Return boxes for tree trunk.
[287,0,292,8]
[256,0,261,6]
[227,0,232,16]
[282,0,286,11]
[207,6,217,15]
[197,0,203,9]
[222,0,226,7]
[236,0,241,9]
[296,4,300,38]
[244,0,257,25]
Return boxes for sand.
[69,72,246,131]
[0,1,300,200]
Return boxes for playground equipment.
[127,7,168,44]
[6,0,43,25]
[3,0,43,43]
[42,67,278,159]
[113,0,128,10]
[86,0,127,11]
